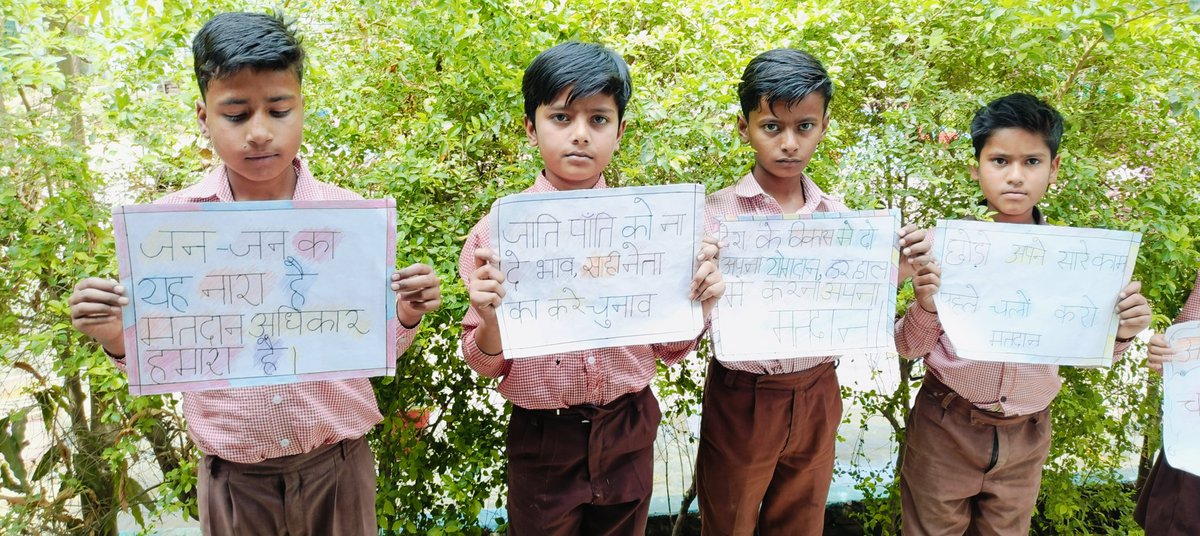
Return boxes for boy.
[67,12,443,535]
[1137,270,1200,535]
[896,93,1151,534]
[459,42,724,535]
[697,48,930,535]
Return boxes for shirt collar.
[526,170,608,193]
[185,157,313,202]
[733,171,825,214]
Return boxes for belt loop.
[209,456,221,477]
[340,438,348,460]
[940,392,958,410]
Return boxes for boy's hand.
[692,235,725,318]
[68,277,129,356]
[1115,281,1151,341]
[1146,333,1179,375]
[468,248,505,325]
[913,261,941,314]
[897,224,933,283]
[392,263,442,328]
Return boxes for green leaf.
[1101,22,1115,42]
[1190,0,1200,13]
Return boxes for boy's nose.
[247,115,273,144]
[781,130,799,153]
[571,122,590,144]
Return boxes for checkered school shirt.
[704,172,850,375]
[1175,271,1200,326]
[109,157,417,463]
[894,208,1133,416]
[458,172,701,410]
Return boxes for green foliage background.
[2,0,1199,534]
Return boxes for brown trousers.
[695,360,842,536]
[506,387,661,536]
[198,437,377,536]
[901,374,1051,536]
[1135,450,1200,535]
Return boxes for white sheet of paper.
[711,210,900,361]
[932,220,1140,367]
[490,184,704,358]
[1162,321,1200,478]
[112,200,398,396]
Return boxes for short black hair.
[192,11,305,100]
[738,48,833,119]
[522,42,632,125]
[970,93,1064,159]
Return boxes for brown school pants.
[901,374,1051,536]
[198,436,377,536]
[695,360,842,536]
[1135,450,1200,535]
[506,386,661,536]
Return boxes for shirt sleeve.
[895,304,943,360]
[458,221,510,378]
[1176,271,1200,324]
[395,320,419,356]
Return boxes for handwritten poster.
[711,210,900,361]
[932,220,1140,367]
[112,200,398,396]
[1162,321,1200,477]
[489,184,704,358]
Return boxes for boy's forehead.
[206,68,301,99]
[752,94,824,118]
[981,127,1052,154]
[544,88,618,111]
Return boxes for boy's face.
[525,89,626,190]
[196,68,304,193]
[738,93,829,184]
[971,127,1060,224]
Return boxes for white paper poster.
[489,184,704,358]
[113,200,398,396]
[1162,321,1200,477]
[711,210,900,361]
[933,220,1140,367]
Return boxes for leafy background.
[2,0,1199,534]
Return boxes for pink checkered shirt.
[895,210,1133,416]
[111,157,417,463]
[458,172,701,410]
[704,171,850,375]
[1174,271,1200,325]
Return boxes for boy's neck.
[227,165,299,201]
[752,165,807,212]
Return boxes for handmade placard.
[113,200,397,395]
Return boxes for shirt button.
[1000,396,1008,403]
[587,356,596,365]
[272,395,282,404]
[280,438,290,448]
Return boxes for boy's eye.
[1026,158,1041,166]
[763,123,779,132]
[551,113,569,122]
[271,109,292,118]
[992,158,1008,165]
[591,115,609,124]
[798,122,814,132]
[223,114,247,122]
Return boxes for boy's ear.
[615,118,627,144]
[196,100,210,138]
[969,162,980,183]
[818,111,831,143]
[1048,154,1061,186]
[524,116,537,146]
[736,114,750,143]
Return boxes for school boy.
[697,48,931,536]
[458,42,724,535]
[1136,270,1200,535]
[67,12,443,535]
[896,93,1151,535]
